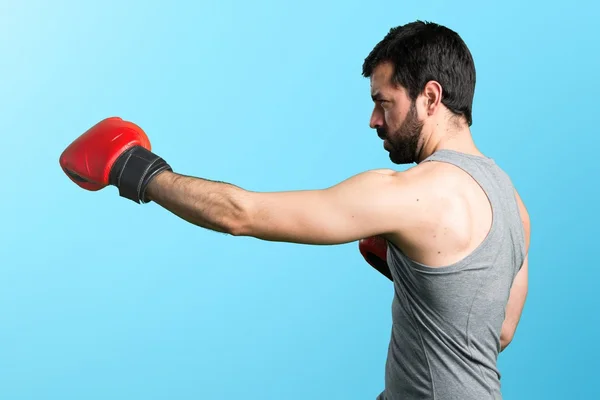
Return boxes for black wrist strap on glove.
[109,146,172,204]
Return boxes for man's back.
[378,149,528,400]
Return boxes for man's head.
[362,21,476,164]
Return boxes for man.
[60,21,530,400]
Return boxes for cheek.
[384,107,401,129]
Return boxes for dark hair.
[362,21,476,126]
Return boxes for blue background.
[1,0,598,399]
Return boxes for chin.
[385,136,420,165]
[389,151,415,165]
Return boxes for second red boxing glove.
[359,236,393,281]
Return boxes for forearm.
[498,259,529,352]
[145,170,250,235]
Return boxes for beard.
[378,101,424,164]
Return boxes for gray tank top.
[377,149,526,400]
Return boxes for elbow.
[499,330,514,352]
[224,194,255,237]
[227,217,251,237]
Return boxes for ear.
[421,80,443,117]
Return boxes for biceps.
[244,190,388,244]
[241,172,408,245]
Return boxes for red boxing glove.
[59,117,172,203]
[359,236,393,281]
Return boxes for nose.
[369,107,383,130]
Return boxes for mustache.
[377,128,387,139]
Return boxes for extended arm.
[145,169,416,245]
[59,117,421,246]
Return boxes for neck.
[415,118,481,163]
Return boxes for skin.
[145,61,530,351]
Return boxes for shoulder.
[376,162,494,265]
[333,163,472,232]
[351,163,464,208]
[382,161,483,235]
[364,163,464,229]
[392,161,467,203]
